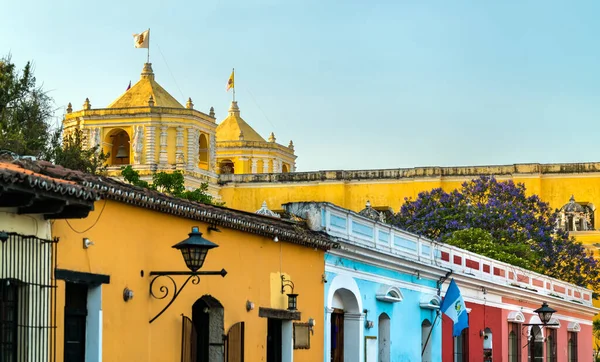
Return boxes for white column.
[263,158,270,173]
[251,158,258,173]
[186,128,198,171]
[159,125,168,165]
[325,308,333,362]
[145,126,156,166]
[85,286,103,362]
[175,126,185,169]
[282,320,293,362]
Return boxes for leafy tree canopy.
[393,176,599,289]
[0,54,107,173]
[121,166,222,206]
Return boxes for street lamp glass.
[172,226,219,272]
[287,293,298,311]
[534,302,556,325]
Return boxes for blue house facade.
[284,202,445,362]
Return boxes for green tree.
[394,176,599,289]
[0,55,52,156]
[120,166,222,206]
[0,54,108,173]
[45,128,109,174]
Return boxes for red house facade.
[439,245,594,362]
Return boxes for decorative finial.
[141,63,155,80]
[148,95,155,107]
[570,195,576,203]
[209,106,215,118]
[67,102,73,113]
[83,98,91,110]
[288,140,294,150]
[239,131,245,141]
[228,101,240,115]
[366,200,371,208]
[186,97,194,109]
[268,132,276,143]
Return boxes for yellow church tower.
[215,101,296,175]
[62,63,220,194]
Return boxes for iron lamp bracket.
[148,269,227,323]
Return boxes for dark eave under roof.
[8,158,337,251]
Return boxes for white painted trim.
[507,311,525,323]
[375,285,403,303]
[546,317,561,329]
[567,322,581,332]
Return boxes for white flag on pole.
[133,29,149,48]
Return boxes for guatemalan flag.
[440,278,469,337]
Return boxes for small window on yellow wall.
[282,164,289,173]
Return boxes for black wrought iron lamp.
[281,275,298,311]
[149,226,227,323]
[521,301,559,345]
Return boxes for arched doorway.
[192,295,224,362]
[421,319,432,362]
[378,313,390,362]
[483,327,492,362]
[104,128,131,165]
[282,164,289,173]
[528,325,543,362]
[219,159,234,174]
[327,275,363,362]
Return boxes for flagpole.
[232,68,235,102]
[147,28,150,63]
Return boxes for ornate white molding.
[507,311,525,323]
[145,126,156,166]
[176,126,185,169]
[251,158,258,173]
[263,158,270,173]
[187,128,198,171]
[209,133,216,172]
[89,127,101,151]
[132,125,144,165]
[159,125,168,165]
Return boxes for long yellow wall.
[52,200,325,362]
[220,174,599,217]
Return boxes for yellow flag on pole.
[226,69,234,91]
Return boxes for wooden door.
[225,322,244,362]
[331,309,344,362]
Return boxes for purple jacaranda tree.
[393,176,599,289]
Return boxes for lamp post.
[522,301,559,352]
[149,226,227,323]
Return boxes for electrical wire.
[64,199,107,234]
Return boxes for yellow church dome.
[216,101,266,142]
[107,63,184,109]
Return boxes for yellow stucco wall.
[51,200,325,362]
[219,173,600,248]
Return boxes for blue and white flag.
[440,278,469,337]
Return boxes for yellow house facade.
[24,160,335,362]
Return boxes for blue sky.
[1,1,599,171]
